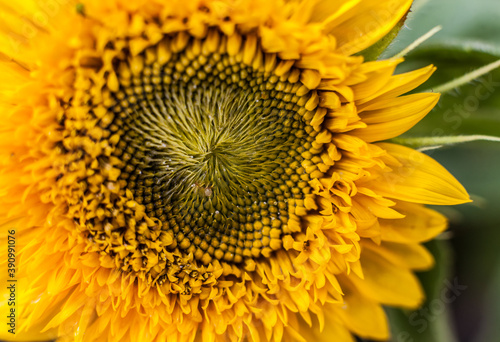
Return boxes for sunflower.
[0,0,470,341]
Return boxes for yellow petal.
[0,278,58,341]
[369,143,471,205]
[349,58,402,100]
[352,194,404,219]
[357,65,436,106]
[309,0,361,26]
[351,93,440,142]
[43,288,87,331]
[0,326,57,342]
[337,284,389,340]
[380,201,448,243]
[298,304,355,342]
[362,239,434,270]
[346,246,424,308]
[323,0,413,55]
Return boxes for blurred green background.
[374,0,500,341]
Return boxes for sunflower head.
[0,0,469,341]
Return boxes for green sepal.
[356,12,409,61]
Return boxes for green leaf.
[423,59,500,94]
[391,26,442,59]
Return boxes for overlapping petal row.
[0,1,469,342]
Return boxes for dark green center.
[72,36,326,270]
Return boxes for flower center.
[119,83,292,263]
[62,31,328,280]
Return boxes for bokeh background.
[371,0,500,341]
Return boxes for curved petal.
[337,281,389,340]
[362,239,434,270]
[345,246,424,308]
[308,0,362,24]
[0,279,59,341]
[348,58,402,100]
[379,201,448,243]
[298,304,355,342]
[367,143,471,205]
[356,65,436,106]
[351,93,440,142]
[317,0,413,55]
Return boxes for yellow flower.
[0,0,470,341]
